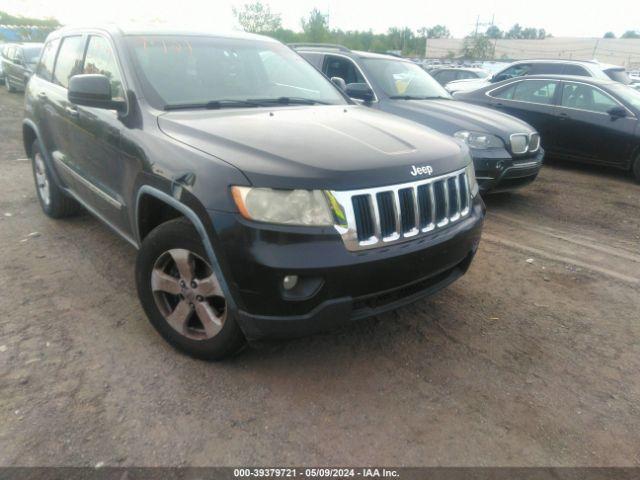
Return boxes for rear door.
[555,81,636,165]
[45,35,87,192]
[29,37,61,154]
[487,79,561,151]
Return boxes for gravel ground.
[0,86,639,467]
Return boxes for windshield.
[610,84,640,110]
[605,68,632,85]
[23,46,42,63]
[362,58,451,99]
[126,35,347,109]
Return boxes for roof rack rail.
[289,43,351,53]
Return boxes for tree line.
[232,2,556,58]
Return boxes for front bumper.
[473,148,544,193]
[209,196,484,339]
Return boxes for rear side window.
[604,68,631,85]
[530,63,564,75]
[37,39,60,81]
[563,65,589,76]
[53,36,85,89]
[82,36,125,101]
[491,80,557,104]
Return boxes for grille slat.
[342,168,471,251]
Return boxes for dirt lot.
[0,86,639,467]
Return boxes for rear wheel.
[5,76,15,92]
[136,218,246,360]
[632,155,640,183]
[30,140,81,218]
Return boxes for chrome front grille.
[329,167,471,251]
[510,132,541,155]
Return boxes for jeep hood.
[381,99,536,140]
[158,105,469,190]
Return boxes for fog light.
[283,275,299,291]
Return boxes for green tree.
[603,31,616,38]
[301,8,329,42]
[0,10,60,27]
[462,33,492,60]
[621,30,640,39]
[505,23,523,39]
[232,1,282,33]
[485,25,503,39]
[426,25,451,39]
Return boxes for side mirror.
[345,82,374,102]
[330,76,347,91]
[68,74,125,112]
[607,106,627,119]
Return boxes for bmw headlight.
[231,186,333,226]
[465,161,479,198]
[454,131,504,150]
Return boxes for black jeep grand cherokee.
[24,26,484,359]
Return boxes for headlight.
[454,131,504,150]
[231,186,333,226]
[465,162,479,198]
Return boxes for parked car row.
[437,59,636,94]
[13,29,640,359]
[293,45,544,192]
[1,42,43,92]
[455,75,640,179]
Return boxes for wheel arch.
[134,186,237,310]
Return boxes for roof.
[47,24,275,43]
[503,74,619,86]
[511,58,623,70]
[291,43,413,62]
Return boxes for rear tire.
[136,218,246,360]
[632,155,640,183]
[6,77,15,92]
[30,140,81,218]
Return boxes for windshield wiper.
[389,95,451,100]
[251,97,329,106]
[164,99,261,111]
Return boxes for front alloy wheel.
[151,248,226,340]
[136,218,246,360]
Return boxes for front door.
[555,81,636,165]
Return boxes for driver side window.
[495,63,532,82]
[561,83,621,114]
[323,55,365,85]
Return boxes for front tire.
[136,218,246,360]
[30,140,81,218]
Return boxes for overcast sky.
[1,0,638,38]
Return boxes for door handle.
[558,112,570,120]
[65,106,79,118]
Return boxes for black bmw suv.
[293,44,544,192]
[24,26,484,359]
